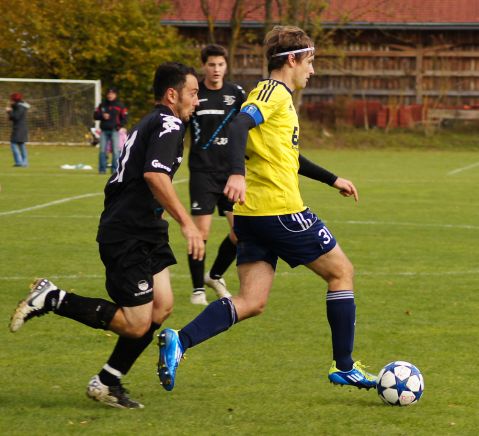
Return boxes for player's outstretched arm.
[333,177,359,202]
[144,172,205,260]
[298,154,358,202]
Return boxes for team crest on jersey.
[223,95,236,106]
[159,114,181,138]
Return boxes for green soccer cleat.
[328,360,377,390]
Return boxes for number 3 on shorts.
[318,226,333,245]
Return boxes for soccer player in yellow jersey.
[158,26,376,391]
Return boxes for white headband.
[272,47,315,57]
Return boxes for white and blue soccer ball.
[376,361,424,406]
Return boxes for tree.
[195,0,263,81]
[0,0,197,122]
[268,0,332,110]
[200,0,218,43]
[226,0,245,81]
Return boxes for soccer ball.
[376,361,424,406]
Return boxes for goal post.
[0,78,101,145]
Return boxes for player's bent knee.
[234,296,267,319]
[122,320,151,338]
[342,261,354,280]
[332,257,354,281]
[154,305,173,324]
[246,300,267,317]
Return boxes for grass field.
[1,140,478,435]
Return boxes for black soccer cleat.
[86,375,144,409]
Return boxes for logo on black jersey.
[159,114,181,138]
[223,95,236,106]
[151,160,171,172]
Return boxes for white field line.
[0,192,102,216]
[0,178,188,217]
[447,161,479,175]
[9,213,479,231]
[214,217,479,231]
[2,269,479,282]
[5,213,479,231]
[332,219,479,230]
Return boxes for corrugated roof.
[162,0,479,27]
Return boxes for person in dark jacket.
[6,92,30,167]
[93,87,128,174]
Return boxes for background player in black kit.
[188,44,246,305]
[9,62,203,409]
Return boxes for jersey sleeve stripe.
[257,81,278,102]
[257,84,268,102]
[263,83,277,102]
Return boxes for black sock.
[210,235,237,279]
[188,241,206,291]
[326,290,355,371]
[179,298,237,350]
[45,290,61,311]
[55,292,118,330]
[99,323,162,386]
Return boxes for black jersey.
[97,105,185,243]
[189,81,246,173]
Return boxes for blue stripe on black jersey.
[257,81,278,102]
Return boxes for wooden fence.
[232,33,479,108]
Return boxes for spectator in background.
[94,87,128,174]
[6,92,30,167]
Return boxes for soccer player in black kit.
[188,44,246,305]
[9,62,203,409]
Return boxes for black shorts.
[99,239,176,307]
[189,171,234,216]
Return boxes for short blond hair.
[264,25,313,73]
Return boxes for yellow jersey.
[234,79,305,216]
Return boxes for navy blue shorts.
[234,209,337,269]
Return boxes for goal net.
[0,78,101,145]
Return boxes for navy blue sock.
[179,298,237,350]
[326,290,355,371]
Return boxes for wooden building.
[163,0,479,124]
